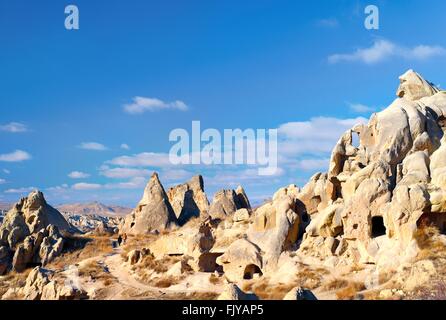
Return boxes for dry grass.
[322,278,349,291]
[414,225,446,262]
[119,234,158,259]
[152,276,184,288]
[335,281,366,300]
[48,235,114,270]
[247,280,301,300]
[244,265,325,300]
[209,273,222,285]
[78,260,116,284]
[0,270,29,298]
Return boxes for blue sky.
[1,0,445,206]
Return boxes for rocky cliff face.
[167,175,209,225]
[0,191,71,275]
[298,70,446,268]
[121,173,178,235]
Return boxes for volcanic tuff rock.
[297,70,446,268]
[121,173,177,235]
[167,175,209,225]
[0,191,70,275]
[14,266,88,300]
[63,212,122,234]
[208,188,251,220]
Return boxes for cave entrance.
[371,216,386,238]
[243,264,263,280]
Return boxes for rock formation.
[297,70,446,268]
[167,175,209,225]
[121,173,177,234]
[209,188,251,220]
[0,191,70,275]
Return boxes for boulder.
[216,239,262,282]
[233,209,250,222]
[217,283,257,300]
[209,189,249,220]
[283,287,317,300]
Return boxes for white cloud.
[47,184,69,192]
[120,144,130,150]
[124,97,188,114]
[0,122,28,133]
[295,158,330,171]
[68,171,90,179]
[79,142,108,151]
[3,169,10,174]
[0,150,32,162]
[316,18,339,28]
[100,167,151,179]
[104,177,147,190]
[0,179,6,184]
[72,183,102,190]
[349,103,376,113]
[278,117,366,144]
[161,169,193,182]
[4,187,35,194]
[107,152,172,167]
[329,39,446,64]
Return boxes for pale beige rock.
[248,195,300,271]
[167,175,209,225]
[209,189,250,220]
[217,283,256,300]
[216,239,262,282]
[233,208,250,222]
[121,173,177,235]
[397,69,439,101]
[283,287,317,300]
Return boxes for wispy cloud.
[123,97,188,114]
[78,142,108,151]
[0,150,32,162]
[348,103,376,113]
[107,152,172,167]
[100,167,151,179]
[329,39,446,64]
[0,122,28,133]
[0,179,6,184]
[4,187,35,194]
[120,144,130,150]
[68,171,90,179]
[316,18,339,28]
[295,158,330,171]
[72,183,102,190]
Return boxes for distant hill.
[56,201,132,217]
[0,202,12,212]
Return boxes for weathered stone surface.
[397,69,439,101]
[233,209,250,222]
[294,70,446,268]
[121,173,177,234]
[209,189,250,220]
[248,195,300,271]
[217,283,258,300]
[167,175,209,225]
[216,239,262,282]
[0,191,69,275]
[283,287,317,300]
